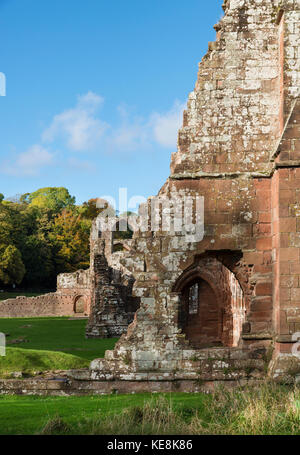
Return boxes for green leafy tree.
[50,209,91,273]
[0,200,54,288]
[22,187,76,213]
[0,245,26,285]
[79,198,108,220]
[0,201,26,249]
[21,236,55,287]
[0,188,102,289]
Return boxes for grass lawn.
[0,385,300,435]
[0,347,90,376]
[0,317,118,376]
[0,393,208,435]
[1,318,300,436]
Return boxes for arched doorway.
[174,257,246,349]
[180,278,221,348]
[74,296,86,314]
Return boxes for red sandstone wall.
[272,168,300,354]
[0,293,77,318]
[0,268,92,318]
[166,177,273,339]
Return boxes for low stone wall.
[0,293,80,318]
[0,269,92,318]
[0,350,297,396]
[0,376,265,396]
[90,347,269,385]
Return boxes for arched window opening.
[188,283,199,315]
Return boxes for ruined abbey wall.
[88,0,300,385]
[0,269,91,318]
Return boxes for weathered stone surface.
[85,237,139,338]
[269,354,300,383]
[88,0,300,384]
[0,376,265,396]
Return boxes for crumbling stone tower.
[89,0,300,388]
[85,229,139,338]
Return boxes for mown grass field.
[0,317,118,376]
[0,385,300,435]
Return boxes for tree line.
[0,187,103,290]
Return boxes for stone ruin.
[2,0,300,391]
[0,270,91,318]
[86,0,300,389]
[85,223,140,338]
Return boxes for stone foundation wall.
[0,376,265,396]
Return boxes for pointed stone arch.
[173,255,246,348]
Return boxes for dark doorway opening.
[175,257,246,349]
[180,278,222,348]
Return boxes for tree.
[0,201,26,248]
[21,236,55,287]
[0,187,100,289]
[49,209,91,273]
[0,200,54,288]
[22,187,76,213]
[80,198,108,220]
[0,194,4,203]
[0,245,26,285]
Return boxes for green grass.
[1,385,300,435]
[0,347,90,377]
[0,292,42,301]
[1,317,299,435]
[0,393,208,435]
[0,317,118,360]
[0,317,118,376]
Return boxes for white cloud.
[2,93,185,179]
[2,144,54,176]
[106,100,185,154]
[107,105,151,153]
[39,93,185,157]
[42,91,109,151]
[150,100,185,148]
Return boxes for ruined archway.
[74,295,86,314]
[173,256,246,348]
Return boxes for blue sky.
[0,0,222,207]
